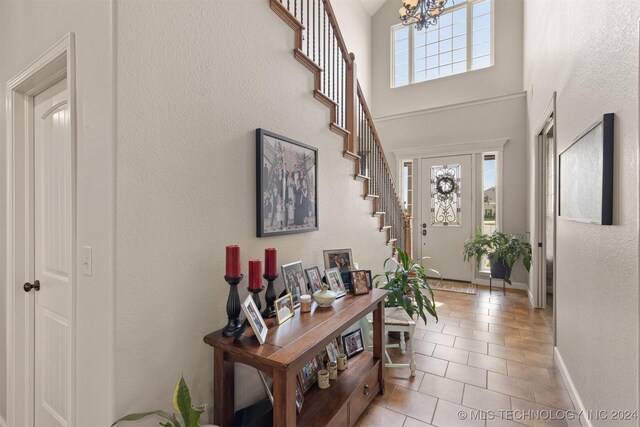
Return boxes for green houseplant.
[374,249,438,325]
[463,229,532,285]
[112,376,206,427]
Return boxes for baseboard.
[554,347,592,427]
[472,278,529,292]
[0,413,6,427]
[527,287,535,308]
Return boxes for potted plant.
[374,249,438,325]
[463,229,532,284]
[112,376,208,427]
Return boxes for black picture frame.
[342,329,364,359]
[559,113,614,225]
[256,128,319,237]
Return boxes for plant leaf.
[112,411,180,427]
[174,376,205,427]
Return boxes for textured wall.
[523,0,639,423]
[376,96,529,285]
[331,0,373,100]
[0,1,115,426]
[370,0,524,117]
[114,0,390,423]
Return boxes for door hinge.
[538,242,543,248]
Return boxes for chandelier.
[399,0,448,31]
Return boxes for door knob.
[422,223,427,228]
[23,280,40,292]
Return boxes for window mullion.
[409,26,414,84]
[466,2,472,70]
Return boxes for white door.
[420,155,472,281]
[32,78,73,427]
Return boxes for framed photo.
[240,295,268,345]
[304,266,323,294]
[324,267,347,298]
[295,380,304,414]
[342,329,365,359]
[297,356,320,392]
[275,293,295,325]
[326,338,340,363]
[281,261,307,307]
[323,249,354,272]
[350,270,370,295]
[559,113,614,225]
[256,128,318,237]
[364,270,373,290]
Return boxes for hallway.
[357,287,579,427]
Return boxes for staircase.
[270,0,412,256]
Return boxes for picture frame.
[240,295,268,345]
[323,249,354,272]
[275,293,295,325]
[295,380,304,414]
[559,113,614,225]
[281,261,307,307]
[297,355,321,392]
[364,270,373,290]
[342,329,364,359]
[304,266,323,294]
[326,338,340,363]
[324,267,347,298]
[256,128,318,237]
[349,270,371,295]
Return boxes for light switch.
[82,246,92,276]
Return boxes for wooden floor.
[356,287,581,427]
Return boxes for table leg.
[409,322,416,377]
[272,369,296,426]
[373,300,385,394]
[214,349,235,427]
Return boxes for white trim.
[375,91,526,122]
[554,347,593,427]
[6,32,76,427]
[527,287,535,308]
[393,137,508,160]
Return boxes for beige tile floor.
[355,288,582,427]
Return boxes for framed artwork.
[275,293,295,325]
[559,113,614,225]
[364,270,373,290]
[240,295,268,345]
[326,338,340,363]
[304,266,323,294]
[350,270,370,295]
[323,249,354,272]
[342,329,364,359]
[324,267,347,298]
[297,356,320,392]
[281,261,307,307]
[256,128,318,237]
[295,380,304,414]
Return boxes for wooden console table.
[204,288,388,427]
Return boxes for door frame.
[6,33,76,427]
[393,138,508,281]
[532,92,557,342]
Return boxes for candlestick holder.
[261,274,278,318]
[248,286,263,312]
[222,275,243,337]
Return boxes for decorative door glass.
[430,164,461,226]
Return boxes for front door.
[420,155,473,281]
[32,78,73,426]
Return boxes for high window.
[392,0,493,88]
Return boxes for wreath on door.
[435,175,457,197]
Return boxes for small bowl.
[313,284,337,307]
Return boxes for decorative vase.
[312,284,337,308]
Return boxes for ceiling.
[359,0,387,16]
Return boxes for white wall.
[523,0,639,423]
[371,0,523,117]
[376,95,529,285]
[0,1,115,426]
[331,0,373,100]
[114,0,390,423]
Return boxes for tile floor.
[355,287,582,427]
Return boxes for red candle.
[265,248,277,277]
[249,259,263,290]
[226,245,241,277]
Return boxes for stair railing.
[270,0,412,256]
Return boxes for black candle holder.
[248,286,263,312]
[261,274,278,318]
[222,275,243,337]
